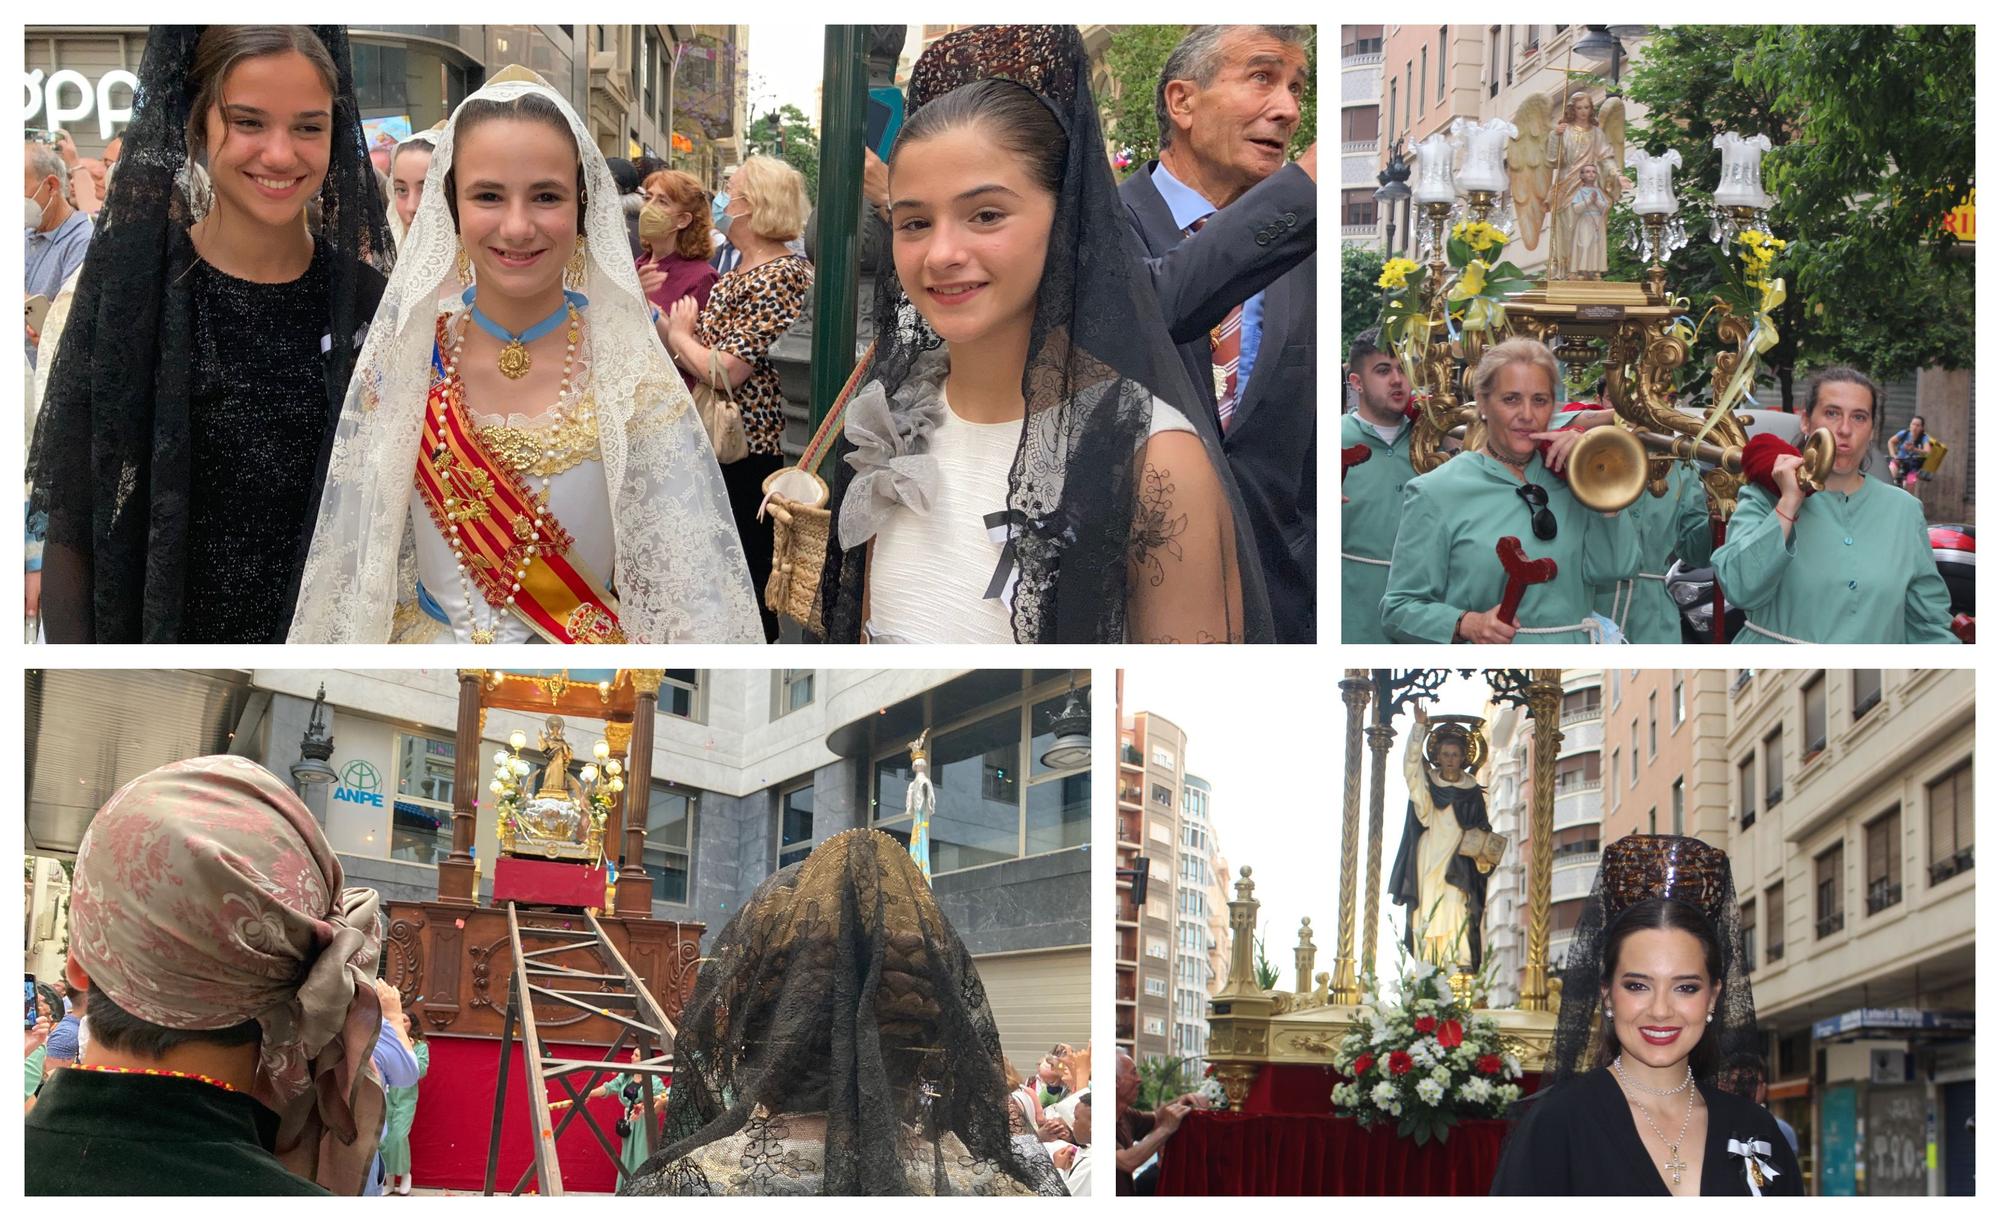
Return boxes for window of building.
[869,675,1090,875]
[1865,809,1902,914]
[1148,816,1171,845]
[774,668,814,716]
[1802,672,1828,760]
[661,670,701,720]
[643,782,697,905]
[1629,720,1639,783]
[1144,978,1166,997]
[1648,807,1657,835]
[1764,881,1785,962]
[1152,783,1173,807]
[1505,24,1515,83]
[1670,778,1684,836]
[1647,693,1658,758]
[1814,842,1844,938]
[1609,749,1621,806]
[777,783,813,869]
[1554,754,1600,794]
[388,733,454,865]
[1738,756,1757,828]
[1419,48,1427,114]
[1927,761,1974,883]
[1764,728,1784,806]
[1388,79,1398,138]
[1561,686,1600,722]
[1342,26,1384,57]
[1672,672,1685,727]
[1610,669,1621,707]
[1152,744,1175,769]
[1144,1016,1165,1036]
[1147,896,1168,920]
[1852,669,1883,719]
[1146,937,1168,959]
[1342,188,1378,228]
[1437,28,1447,97]
[1406,62,1414,123]
[1740,899,1757,971]
[1342,105,1379,144]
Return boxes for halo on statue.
[1422,714,1489,773]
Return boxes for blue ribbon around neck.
[461,285,588,347]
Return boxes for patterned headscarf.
[69,755,386,1188]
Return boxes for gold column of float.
[1207,866,1273,1111]
[1294,917,1318,995]
[1333,671,1371,1002]
[1519,669,1565,1011]
[1361,716,1395,978]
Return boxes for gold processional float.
[1204,670,1567,1110]
[1351,89,1833,526]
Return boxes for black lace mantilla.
[28,25,390,641]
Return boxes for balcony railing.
[1929,847,1973,884]
[1815,911,1845,939]
[1560,703,1602,727]
[1553,839,1600,863]
[1866,880,1903,915]
[1120,744,1143,767]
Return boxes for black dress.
[1491,1067,1803,1196]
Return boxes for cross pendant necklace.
[1662,1145,1687,1186]
[1615,1057,1695,1189]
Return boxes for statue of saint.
[536,715,577,800]
[1562,163,1612,279]
[1507,90,1625,278]
[905,730,936,879]
[1388,706,1503,970]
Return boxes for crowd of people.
[1342,332,1959,644]
[23,22,1318,644]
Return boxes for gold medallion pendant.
[470,627,497,644]
[498,339,532,380]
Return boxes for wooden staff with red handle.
[1495,536,1558,626]
[1341,444,1371,483]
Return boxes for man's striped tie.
[1188,215,1241,431]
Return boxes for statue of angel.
[1505,93,1554,251]
[905,730,936,880]
[1546,91,1627,280]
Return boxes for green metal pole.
[809,26,867,446]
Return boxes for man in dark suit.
[1119,25,1318,642]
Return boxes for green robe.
[25,1046,46,1099]
[1382,450,1639,644]
[1547,412,1714,643]
[1714,478,1955,643]
[604,1072,655,1180]
[380,1039,429,1176]
[1340,411,1417,643]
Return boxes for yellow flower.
[1452,220,1507,253]
[1452,258,1489,299]
[1377,257,1421,290]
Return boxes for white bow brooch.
[1727,1136,1781,1196]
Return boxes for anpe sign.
[334,759,385,807]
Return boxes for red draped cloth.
[1156,1110,1507,1195]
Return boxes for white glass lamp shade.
[593,740,611,760]
[1453,117,1517,193]
[1713,132,1773,208]
[605,760,622,776]
[1413,131,1458,205]
[509,730,527,751]
[1627,147,1682,216]
[581,764,599,783]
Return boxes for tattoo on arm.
[1130,465,1189,588]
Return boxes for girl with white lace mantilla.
[288,67,759,644]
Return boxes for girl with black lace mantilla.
[28,26,389,642]
[814,25,1273,644]
[620,830,1066,1196]
[1491,836,1801,1196]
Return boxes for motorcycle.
[1669,524,1973,642]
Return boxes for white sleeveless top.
[412,410,615,645]
[865,393,1196,644]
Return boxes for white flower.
[1436,977,1456,1005]
[1415,1077,1446,1105]
[1503,1053,1523,1078]
[1332,1083,1357,1107]
[1430,1064,1452,1085]
[1371,1080,1400,1109]
[1496,1084,1522,1105]
[1458,1077,1493,1104]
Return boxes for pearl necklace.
[440,304,584,643]
[1612,1054,1694,1096]
[1614,1056,1696,1187]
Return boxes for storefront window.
[390,733,454,864]
[779,784,813,868]
[931,711,1022,871]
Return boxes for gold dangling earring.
[456,243,473,287]
[565,237,588,291]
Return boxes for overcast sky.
[1121,666,1495,993]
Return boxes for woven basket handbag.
[759,341,877,633]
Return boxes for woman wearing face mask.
[1712,366,1955,643]
[657,155,813,643]
[28,25,390,643]
[637,169,719,390]
[287,66,759,644]
[813,25,1271,644]
[1492,836,1801,1196]
[1380,337,1639,644]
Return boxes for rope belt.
[1607,573,1670,635]
[1341,552,1391,568]
[1741,619,1812,645]
[1512,619,1605,642]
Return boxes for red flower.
[1388,1050,1414,1076]
[1413,1015,1438,1034]
[1476,1053,1503,1075]
[1438,1019,1465,1049]
[1352,1053,1376,1076]
[1203,1063,1216,1078]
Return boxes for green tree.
[1621,24,1974,404]
[746,103,821,206]
[1342,244,1385,360]
[1100,26,1318,177]
[1135,1054,1198,1109]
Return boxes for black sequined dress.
[181,245,336,643]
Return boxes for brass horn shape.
[1567,425,1650,513]
[1799,427,1836,492]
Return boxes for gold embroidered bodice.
[474,393,602,477]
